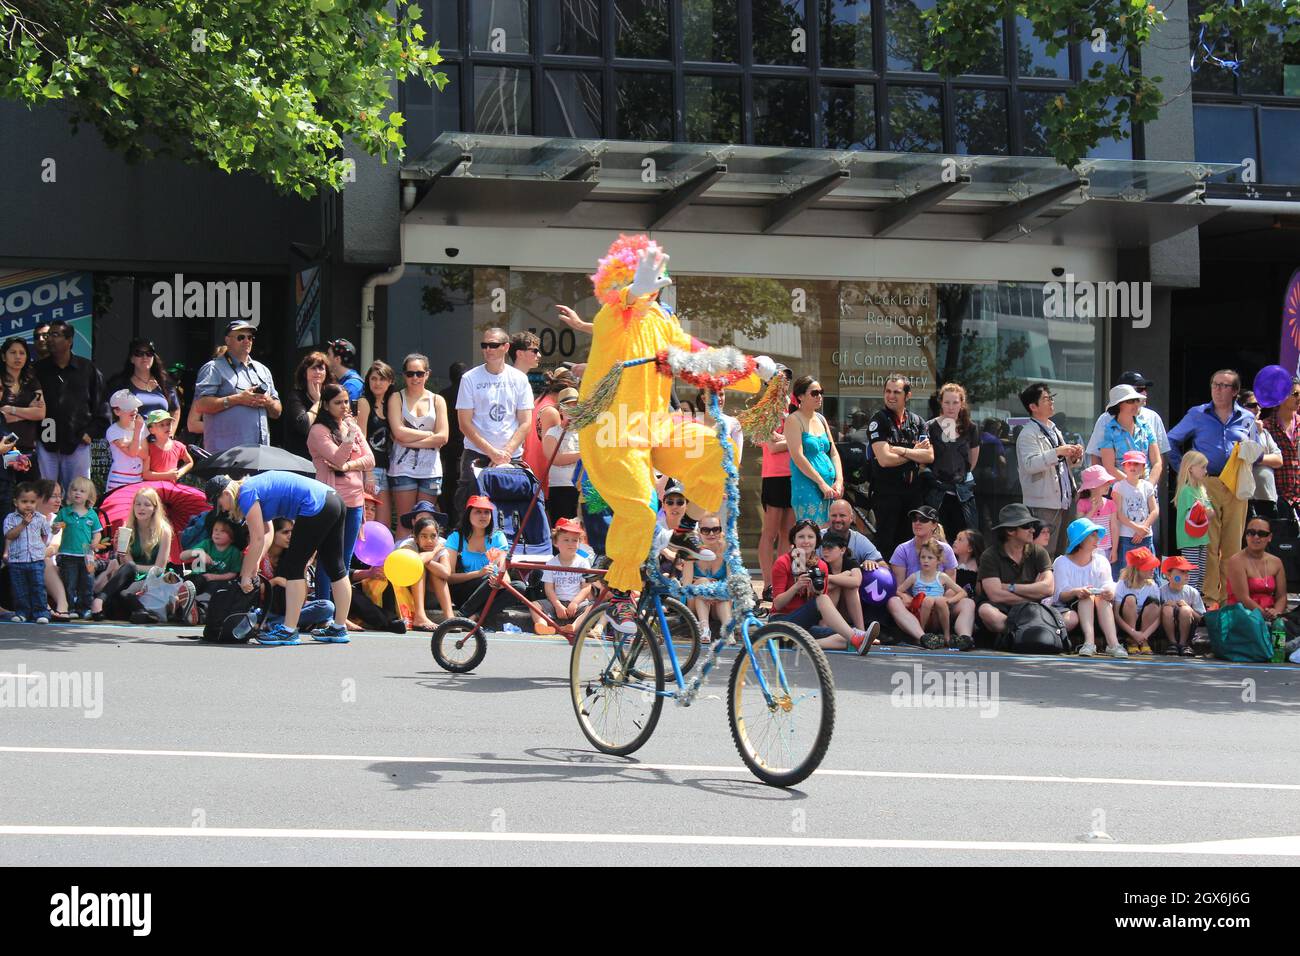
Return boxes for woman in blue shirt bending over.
[213,471,351,645]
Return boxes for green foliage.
[0,0,447,196]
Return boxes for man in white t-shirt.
[454,326,535,518]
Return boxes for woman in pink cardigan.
[308,383,375,605]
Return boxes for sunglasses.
[132,349,155,358]
[664,498,686,507]
[233,333,254,342]
[1133,386,1148,393]
[404,369,428,378]
[1246,529,1272,538]
[699,526,722,534]
[807,389,824,397]
[910,516,934,524]
[1244,402,1260,410]
[480,341,508,350]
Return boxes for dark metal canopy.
[401,133,1237,248]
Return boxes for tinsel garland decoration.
[580,473,608,515]
[565,362,626,431]
[654,346,756,392]
[737,370,792,444]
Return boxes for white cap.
[109,389,142,412]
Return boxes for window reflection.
[472,0,530,53]
[616,0,672,59]
[542,70,604,139]
[753,0,808,66]
[754,77,811,146]
[822,0,873,70]
[616,72,674,140]
[684,0,740,62]
[475,66,532,135]
[541,0,602,56]
[889,86,942,151]
[954,89,1008,155]
[1016,16,1068,78]
[686,76,742,143]
[821,83,876,150]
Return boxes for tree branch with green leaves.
[0,0,447,196]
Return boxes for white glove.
[755,356,778,382]
[627,247,672,299]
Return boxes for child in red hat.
[1112,450,1158,579]
[1159,555,1206,656]
[1115,546,1160,655]
[539,517,594,632]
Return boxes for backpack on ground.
[998,601,1071,654]
[201,581,263,643]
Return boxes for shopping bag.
[1205,603,1272,663]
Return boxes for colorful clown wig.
[591,234,664,307]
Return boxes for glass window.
[1079,23,1123,77]
[1085,97,1133,160]
[475,66,533,135]
[404,64,461,156]
[752,0,808,67]
[1018,89,1054,157]
[1187,0,1235,94]
[615,0,672,59]
[1016,16,1068,78]
[541,0,602,56]
[753,77,811,146]
[1193,103,1256,182]
[684,0,739,62]
[1260,107,1300,184]
[542,70,604,138]
[820,83,876,150]
[1239,23,1300,96]
[886,0,934,73]
[615,72,673,140]
[685,75,742,143]
[422,0,460,51]
[888,86,943,152]
[471,0,530,53]
[821,0,873,71]
[953,89,1008,155]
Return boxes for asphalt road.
[1,621,1297,866]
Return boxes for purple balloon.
[859,566,896,606]
[1253,365,1292,409]
[354,521,395,567]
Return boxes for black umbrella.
[192,444,315,478]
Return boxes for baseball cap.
[144,409,172,426]
[224,319,257,334]
[1121,450,1148,469]
[1125,547,1159,572]
[1117,370,1154,388]
[327,338,357,358]
[908,505,940,522]
[204,475,232,505]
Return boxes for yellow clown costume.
[578,235,760,593]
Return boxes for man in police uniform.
[867,373,933,558]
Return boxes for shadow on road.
[365,745,808,801]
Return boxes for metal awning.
[401,133,1238,247]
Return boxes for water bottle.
[232,608,261,641]
[1271,619,1287,664]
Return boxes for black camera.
[807,566,826,594]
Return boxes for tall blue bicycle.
[568,351,835,788]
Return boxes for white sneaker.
[1107,645,1130,659]
[1078,643,1096,657]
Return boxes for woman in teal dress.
[784,376,842,525]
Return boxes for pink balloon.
[354,521,395,566]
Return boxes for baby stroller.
[474,462,553,558]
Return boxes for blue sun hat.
[1066,517,1106,554]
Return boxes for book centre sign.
[0,269,93,357]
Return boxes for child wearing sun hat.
[1111,449,1158,578]
[1115,546,1161,655]
[1159,555,1206,657]
[1076,464,1118,567]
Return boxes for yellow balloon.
[383,548,424,588]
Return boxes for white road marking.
[1,744,1297,792]
[0,824,1297,856]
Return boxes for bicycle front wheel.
[728,621,835,788]
[570,603,664,756]
[431,617,487,673]
[649,596,702,676]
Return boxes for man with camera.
[192,320,282,456]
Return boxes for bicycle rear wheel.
[570,602,664,756]
[648,596,701,677]
[728,621,834,788]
